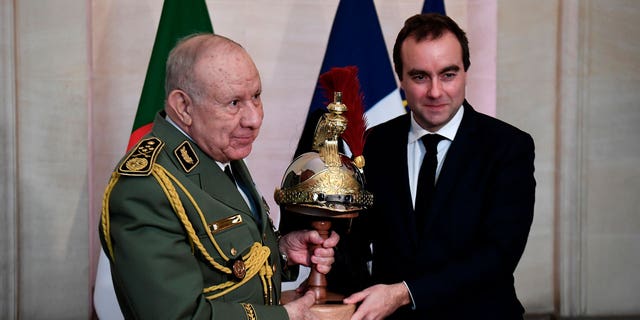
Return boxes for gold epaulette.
[117,137,164,176]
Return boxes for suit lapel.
[388,116,413,211]
[377,115,419,245]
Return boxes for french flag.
[293,0,405,157]
[294,0,447,157]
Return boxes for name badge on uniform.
[208,214,243,234]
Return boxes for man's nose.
[427,79,443,99]
[240,102,263,128]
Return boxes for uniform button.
[230,247,237,256]
[263,233,267,242]
[272,264,277,273]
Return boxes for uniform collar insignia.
[174,140,199,173]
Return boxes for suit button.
[272,264,277,273]
[230,247,237,256]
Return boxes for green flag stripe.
[131,0,214,136]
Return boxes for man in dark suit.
[99,34,339,320]
[344,13,536,319]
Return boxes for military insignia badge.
[230,259,247,280]
[240,303,257,320]
[118,138,164,176]
[174,140,199,173]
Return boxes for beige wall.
[1,0,638,318]
[560,0,640,315]
[498,0,558,314]
[1,0,92,319]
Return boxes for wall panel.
[498,0,558,314]
[0,0,18,318]
[14,0,90,318]
[582,0,640,315]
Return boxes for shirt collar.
[165,114,192,141]
[408,105,464,144]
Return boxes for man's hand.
[279,230,339,274]
[343,283,410,320]
[283,290,319,320]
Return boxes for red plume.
[318,66,368,162]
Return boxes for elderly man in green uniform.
[99,33,339,320]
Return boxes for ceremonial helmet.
[274,91,373,217]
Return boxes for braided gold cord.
[151,165,232,274]
[101,164,274,302]
[156,165,230,261]
[258,253,275,305]
[100,172,121,260]
[151,164,274,301]
[203,243,271,301]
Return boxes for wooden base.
[281,290,355,320]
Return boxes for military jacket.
[99,112,291,319]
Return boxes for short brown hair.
[392,13,470,80]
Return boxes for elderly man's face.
[188,45,264,163]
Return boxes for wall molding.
[0,0,18,318]
[557,0,589,316]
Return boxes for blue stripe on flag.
[422,0,446,14]
[305,0,405,129]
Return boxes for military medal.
[230,259,246,280]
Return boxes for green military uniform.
[99,112,293,319]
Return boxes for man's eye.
[442,73,456,80]
[412,75,425,80]
[230,100,239,106]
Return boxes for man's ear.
[166,89,193,126]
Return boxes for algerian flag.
[126,0,213,150]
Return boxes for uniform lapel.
[195,157,252,215]
[230,160,265,227]
[152,113,251,215]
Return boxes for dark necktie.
[224,165,236,185]
[414,134,445,227]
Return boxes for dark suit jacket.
[361,102,536,319]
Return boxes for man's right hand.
[283,290,318,320]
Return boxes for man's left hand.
[344,283,410,320]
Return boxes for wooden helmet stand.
[274,89,373,320]
[279,208,360,320]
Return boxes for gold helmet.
[274,92,372,217]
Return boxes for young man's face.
[400,31,467,132]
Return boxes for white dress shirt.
[407,106,464,208]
